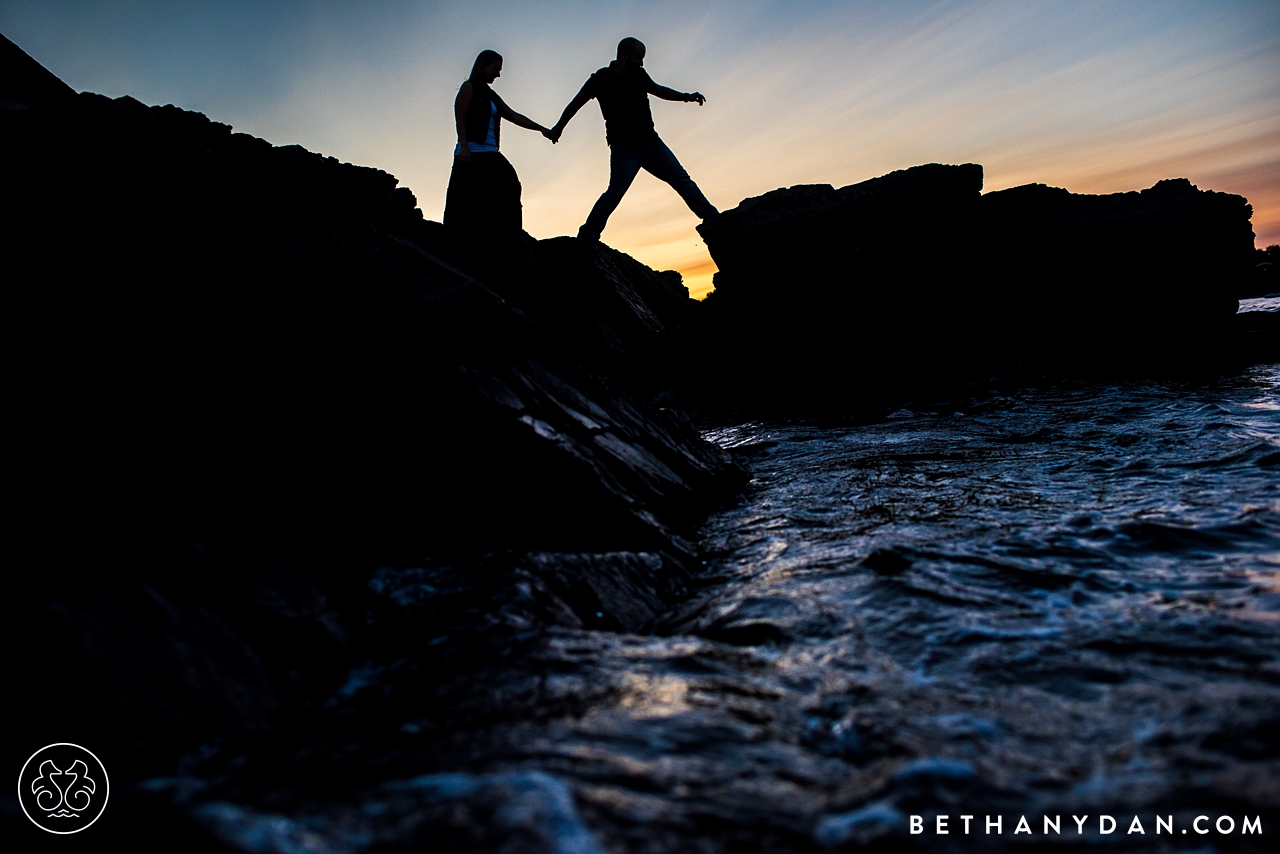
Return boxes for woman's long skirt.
[443,151,522,236]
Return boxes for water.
[515,364,1280,849]
[1239,294,1279,313]
[174,365,1280,852]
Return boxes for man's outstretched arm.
[648,81,705,105]
[549,84,594,142]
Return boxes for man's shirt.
[582,61,658,146]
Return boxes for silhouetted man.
[549,37,718,241]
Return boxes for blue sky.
[4,1,1277,297]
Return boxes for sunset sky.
[4,0,1277,298]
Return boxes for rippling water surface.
[186,365,1280,853]
[696,363,1280,649]
[512,364,1280,850]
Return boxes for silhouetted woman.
[444,50,553,239]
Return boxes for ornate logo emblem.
[18,744,109,834]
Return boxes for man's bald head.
[617,37,646,60]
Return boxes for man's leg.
[642,136,718,220]
[578,143,644,240]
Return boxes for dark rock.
[686,163,986,410]
[517,551,689,632]
[181,771,607,854]
[698,162,983,307]
[978,176,1252,323]
[691,163,1262,412]
[366,549,690,643]
[1,32,76,110]
[523,236,701,390]
[3,86,745,776]
[859,548,913,576]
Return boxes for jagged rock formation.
[530,236,701,385]
[699,162,984,305]
[3,88,744,785]
[693,163,1265,411]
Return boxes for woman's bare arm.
[492,92,551,135]
[454,82,473,162]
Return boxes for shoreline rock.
[3,89,746,786]
[690,163,1269,413]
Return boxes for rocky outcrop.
[528,236,701,387]
[699,162,984,306]
[1,32,75,110]
[692,163,1263,411]
[3,89,744,773]
[977,176,1253,317]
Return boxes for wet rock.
[518,552,689,632]
[365,550,691,646]
[369,771,608,854]
[192,802,348,854]
[185,771,608,854]
[859,548,913,576]
[813,800,904,849]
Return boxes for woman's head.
[469,50,503,84]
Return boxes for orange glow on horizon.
[677,258,718,301]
